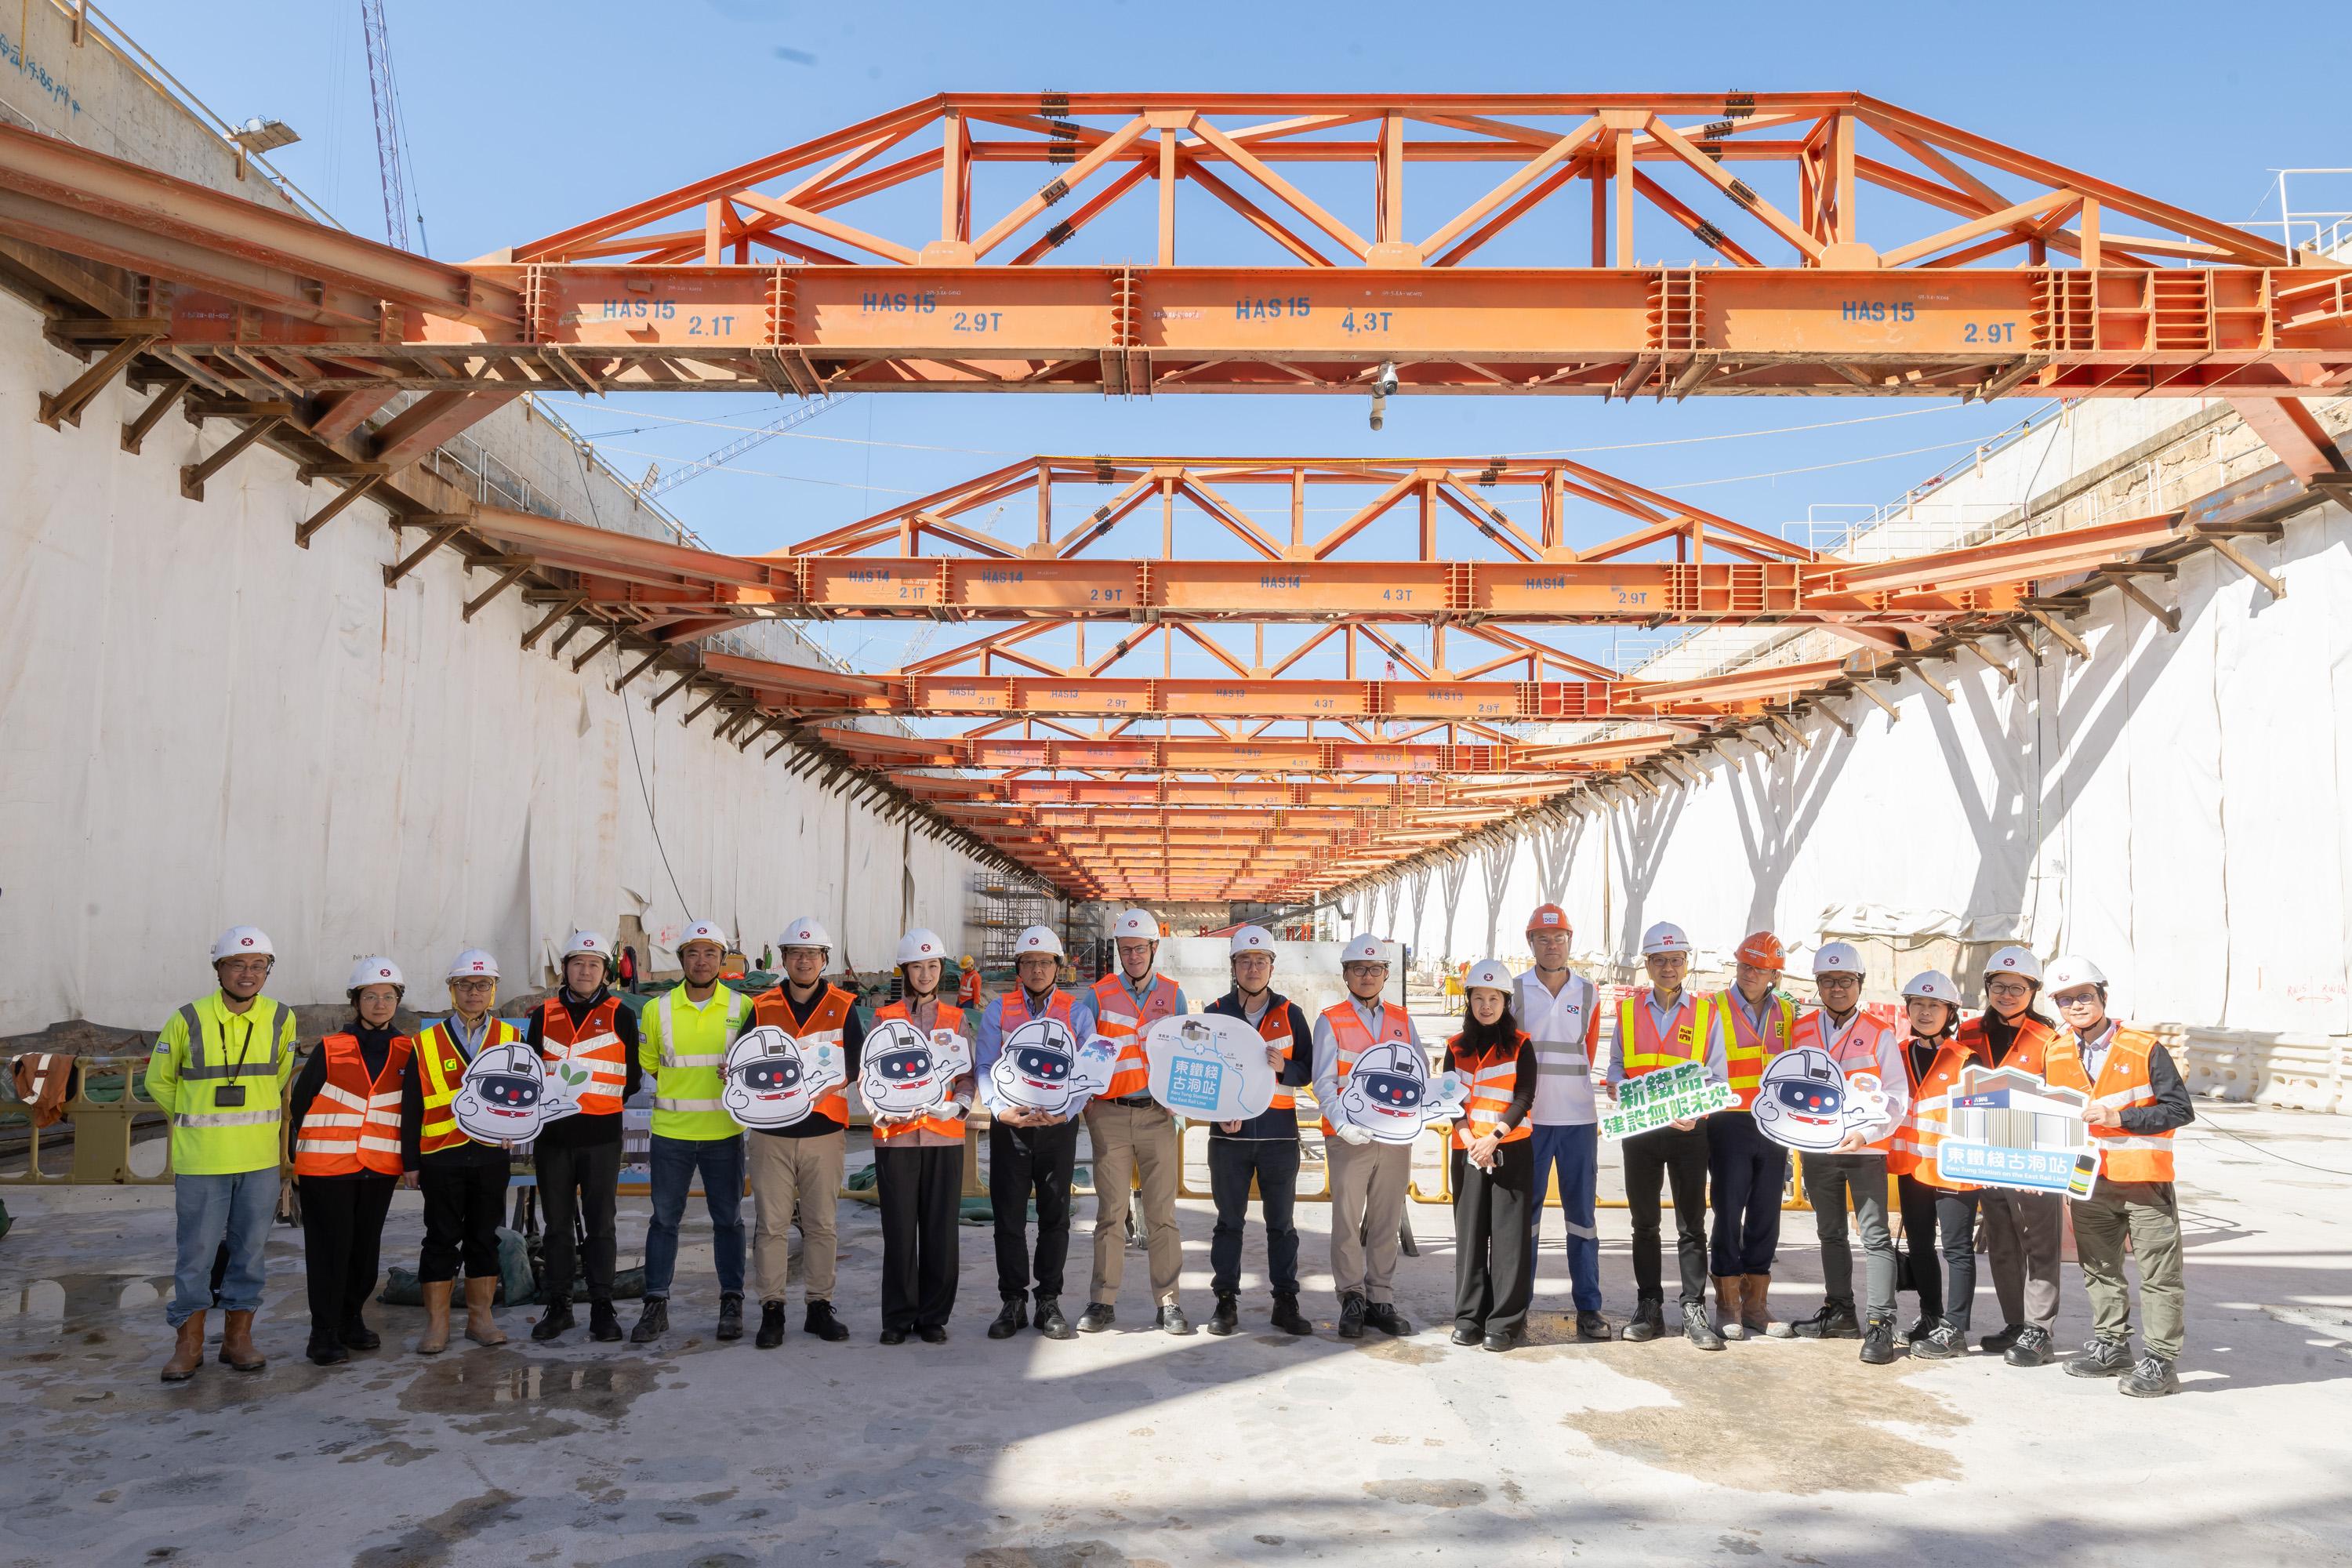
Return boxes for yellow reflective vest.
[640,985,749,1141]
[146,991,299,1176]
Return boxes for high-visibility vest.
[1448,1032,1533,1150]
[749,983,856,1127]
[1091,972,1181,1100]
[1889,1034,1991,1187]
[157,994,296,1176]
[414,1015,524,1156]
[1791,1007,1900,1156]
[1712,989,1796,1110]
[957,968,983,1008]
[648,985,748,1140]
[537,995,628,1116]
[1616,990,1713,1080]
[869,999,968,1142]
[1316,999,1414,1137]
[1247,996,1298,1113]
[292,1033,412,1178]
[2042,1024,2176,1183]
[1956,1013,2057,1075]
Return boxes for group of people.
[143,904,2192,1398]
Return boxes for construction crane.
[644,393,858,498]
[358,0,426,254]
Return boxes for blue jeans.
[1526,1123,1603,1312]
[643,1133,746,1300]
[170,1169,278,1325]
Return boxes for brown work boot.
[1713,1276,1747,1341]
[1744,1273,1780,1338]
[463,1276,506,1346]
[218,1309,267,1372]
[161,1312,206,1382]
[417,1280,453,1355]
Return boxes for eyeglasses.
[1986,980,2034,999]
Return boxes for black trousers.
[419,1156,510,1284]
[537,1140,621,1304]
[1896,1171,1944,1319]
[299,1174,396,1341]
[1453,1140,1535,1337]
[989,1119,1079,1301]
[876,1143,964,1330]
[1623,1122,1711,1308]
[1208,1137,1302,1298]
[1933,1189,1984,1332]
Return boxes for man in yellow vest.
[1081,913,1192,1335]
[632,920,751,1345]
[408,948,524,1355]
[1312,934,1420,1341]
[148,925,301,1381]
[1707,931,1798,1340]
[2044,956,2194,1398]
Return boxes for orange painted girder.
[901,778,1572,808]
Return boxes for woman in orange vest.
[870,928,977,1344]
[289,958,416,1366]
[2042,956,2193,1398]
[1447,961,1538,1352]
[1887,970,1991,1361]
[1956,947,2068,1367]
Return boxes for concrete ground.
[4,1084,2350,1567]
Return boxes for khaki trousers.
[2071,1181,2187,1361]
[1084,1100,1182,1306]
[1328,1138,1412,1304]
[747,1129,845,1306]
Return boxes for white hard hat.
[1640,922,1690,956]
[1112,908,1162,942]
[1014,924,1065,959]
[1984,946,2043,984]
[1463,959,1514,995]
[2044,955,2109,993]
[211,926,274,963]
[777,916,832,952]
[896,927,949,966]
[561,930,612,963]
[347,956,404,991]
[1340,935,1389,967]
[1813,941,1864,978]
[447,949,500,981]
[1229,925,1276,958]
[1902,970,1958,1003]
[677,920,731,953]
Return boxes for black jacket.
[1202,989,1314,1142]
[524,988,644,1149]
[290,1022,418,1178]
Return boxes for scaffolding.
[970,872,1062,968]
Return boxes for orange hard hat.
[1525,902,1570,935]
[1734,931,1786,970]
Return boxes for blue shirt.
[975,987,1098,1072]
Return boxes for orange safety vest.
[1316,999,1414,1137]
[1091,971,1181,1100]
[1448,1032,1533,1150]
[1889,1033,1991,1187]
[957,967,983,1008]
[2042,1023,2176,1183]
[1956,1012,2058,1076]
[292,1033,412,1178]
[869,998,968,1142]
[1712,989,1796,1110]
[750,982,856,1127]
[538,995,629,1116]
[1791,1007,1900,1156]
[1247,996,1298,1114]
[413,1015,524,1155]
[1615,989,1711,1080]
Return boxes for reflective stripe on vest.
[539,996,628,1116]
[2043,1025,2174,1182]
[1958,1014,2057,1076]
[750,983,857,1126]
[652,986,747,1123]
[415,1017,522,1155]
[1714,989,1795,1111]
[1250,1000,1298,1113]
[169,997,291,1131]
[292,1033,412,1177]
[1791,1008,1899,1156]
[1450,1033,1533,1149]
[1316,1000,1413,1136]
[870,999,968,1141]
[1617,991,1707,1079]
[1091,974,1176,1100]
[1890,1037,1989,1187]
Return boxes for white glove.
[1334,1123,1373,1146]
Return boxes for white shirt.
[1515,967,1599,1127]
[1309,996,1423,1113]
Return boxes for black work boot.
[1363,1301,1412,1338]
[1860,1316,1899,1365]
[1790,1299,1863,1340]
[1980,1322,2024,1355]
[755,1302,787,1349]
[630,1298,669,1345]
[306,1334,349,1367]
[1621,1299,1665,1342]
[1207,1294,1240,1337]
[1682,1301,1725,1352]
[1156,1303,1193,1336]
[1034,1298,1076,1340]
[804,1301,849,1342]
[2119,1353,2179,1398]
[1337,1291,1369,1340]
[532,1296,575,1343]
[1910,1322,1965,1359]
[1077,1303,1116,1334]
[1270,1293,1312,1336]
[988,1297,1029,1340]
[338,1317,381,1352]
[1574,1310,1612,1342]
[2066,1335,2132,1378]
[715,1293,744,1342]
[2004,1324,2055,1367]
[588,1298,622,1343]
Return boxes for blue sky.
[108,1,2342,673]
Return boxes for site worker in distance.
[1082,909,1192,1336]
[975,924,1097,1341]
[1784,942,1909,1365]
[1603,921,1726,1351]
[1312,935,1418,1342]
[633,920,753,1346]
[2041,956,2195,1399]
[1199,925,1316,1338]
[1515,903,1610,1342]
[150,925,301,1383]
[744,916,862,1348]
[1958,946,2069,1368]
[525,929,641,1345]
[1707,931,1798,1341]
[406,948,524,1356]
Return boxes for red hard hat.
[1525,903,1570,935]
[1734,931,1786,970]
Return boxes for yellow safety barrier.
[1,1052,180,1186]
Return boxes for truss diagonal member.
[1416,116,1603,263]
[971,114,1153,259]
